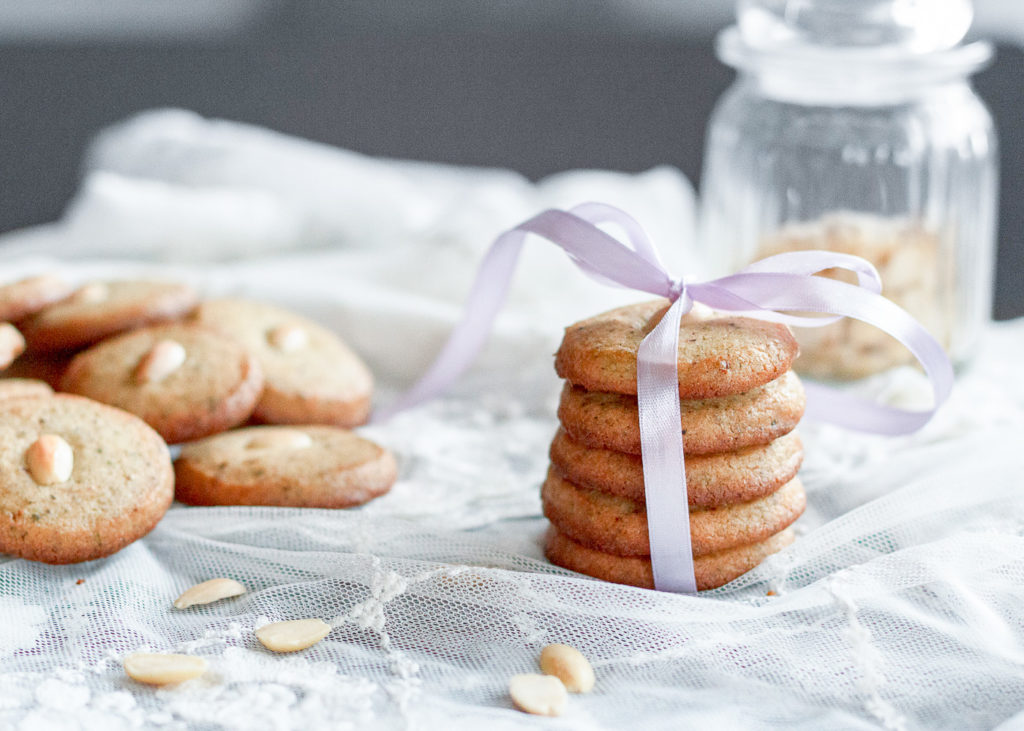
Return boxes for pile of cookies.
[0,275,395,565]
[543,300,808,590]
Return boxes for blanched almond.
[539,643,595,693]
[173,578,246,609]
[134,339,186,384]
[245,429,313,451]
[267,324,308,352]
[25,434,73,485]
[509,673,568,716]
[0,323,25,369]
[255,618,331,653]
[124,652,207,685]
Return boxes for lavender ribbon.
[374,204,953,594]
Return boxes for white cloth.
[2,111,1024,730]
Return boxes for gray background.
[1,1,1021,318]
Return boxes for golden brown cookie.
[190,299,373,428]
[60,323,264,444]
[541,467,805,557]
[0,394,174,564]
[555,300,799,399]
[557,370,805,456]
[173,425,397,508]
[19,280,198,353]
[544,526,796,591]
[0,323,25,370]
[549,428,803,507]
[0,274,73,322]
[0,378,53,400]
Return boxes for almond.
[134,339,186,384]
[25,434,73,485]
[124,653,207,685]
[267,324,308,353]
[255,618,331,653]
[173,578,246,609]
[539,643,595,693]
[509,673,568,716]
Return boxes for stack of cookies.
[0,274,396,565]
[543,300,808,591]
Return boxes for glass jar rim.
[717,26,993,104]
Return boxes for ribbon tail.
[371,227,528,422]
[637,298,697,594]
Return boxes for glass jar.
[699,0,998,380]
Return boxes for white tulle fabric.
[2,111,1024,730]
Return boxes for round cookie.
[60,323,264,444]
[19,280,198,353]
[174,425,397,508]
[190,298,373,427]
[545,526,796,591]
[550,428,803,507]
[542,467,805,557]
[0,394,174,564]
[555,300,799,399]
[0,323,25,370]
[0,378,53,400]
[557,370,805,456]
[0,274,73,322]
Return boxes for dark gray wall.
[1,2,1020,317]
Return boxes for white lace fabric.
[2,111,1023,729]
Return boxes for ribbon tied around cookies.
[376,203,954,594]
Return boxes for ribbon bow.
[375,203,953,593]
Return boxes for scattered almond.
[539,643,595,693]
[255,618,331,653]
[124,652,208,685]
[245,429,313,451]
[25,434,73,485]
[173,578,247,609]
[0,323,25,369]
[509,673,568,716]
[134,339,187,384]
[267,324,308,353]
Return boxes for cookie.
[0,323,25,370]
[60,323,264,444]
[19,280,198,353]
[0,378,53,400]
[549,428,803,507]
[544,525,796,591]
[173,425,397,508]
[541,467,805,557]
[554,300,799,399]
[1,350,74,389]
[190,298,373,427]
[0,274,73,322]
[0,394,174,564]
[557,370,805,456]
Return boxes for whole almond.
[267,324,308,353]
[173,578,247,609]
[25,434,73,485]
[539,643,595,693]
[0,323,25,369]
[245,429,313,451]
[255,618,331,653]
[124,652,207,685]
[134,339,187,384]
[509,673,568,716]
